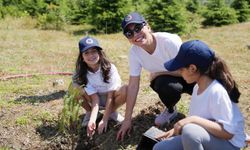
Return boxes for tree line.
[0,0,249,35]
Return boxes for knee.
[181,123,202,142]
[153,142,163,150]
[118,85,127,98]
[152,78,182,95]
[151,77,167,92]
[72,87,89,102]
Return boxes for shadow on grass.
[36,122,59,140]
[14,90,66,104]
[36,121,75,149]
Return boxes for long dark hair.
[201,55,240,103]
[74,48,111,86]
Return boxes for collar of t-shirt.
[87,66,101,74]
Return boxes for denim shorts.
[98,93,107,110]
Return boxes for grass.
[0,17,250,149]
[0,147,10,150]
[15,116,30,126]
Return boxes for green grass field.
[0,17,249,149]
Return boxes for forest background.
[1,0,250,34]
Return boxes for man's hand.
[116,119,132,141]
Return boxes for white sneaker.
[82,111,91,127]
[154,107,178,126]
[109,112,124,123]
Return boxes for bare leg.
[81,91,91,112]
[111,85,127,112]
[73,83,91,112]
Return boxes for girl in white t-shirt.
[72,36,127,137]
[153,40,246,150]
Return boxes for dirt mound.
[36,101,185,150]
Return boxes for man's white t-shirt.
[189,80,246,148]
[129,32,182,76]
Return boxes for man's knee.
[151,76,182,94]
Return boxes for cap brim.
[164,58,184,71]
[80,45,102,53]
[123,21,145,30]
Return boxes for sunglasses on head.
[123,23,146,39]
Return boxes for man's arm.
[116,76,140,141]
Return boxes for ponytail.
[204,56,240,103]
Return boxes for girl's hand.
[173,116,194,135]
[155,129,174,141]
[98,119,108,134]
[87,121,96,137]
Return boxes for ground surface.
[0,19,249,149]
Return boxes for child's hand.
[155,129,174,141]
[173,116,194,135]
[98,119,108,134]
[87,121,96,137]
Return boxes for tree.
[202,0,238,26]
[146,0,189,35]
[88,0,129,34]
[20,0,47,17]
[131,0,148,14]
[231,0,250,22]
[65,0,91,25]
[0,0,27,18]
[186,0,201,13]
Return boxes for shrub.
[186,0,201,13]
[66,0,91,25]
[231,0,250,22]
[88,0,128,34]
[146,0,191,35]
[37,7,65,30]
[19,0,47,17]
[0,5,27,18]
[202,0,238,26]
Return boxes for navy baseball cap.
[164,40,215,71]
[121,12,146,30]
[79,36,102,53]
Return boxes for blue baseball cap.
[121,12,146,30]
[79,36,102,53]
[164,40,215,71]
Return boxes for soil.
[0,85,249,150]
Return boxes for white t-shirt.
[73,64,121,95]
[189,80,246,148]
[129,32,182,76]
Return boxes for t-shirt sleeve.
[129,48,142,76]
[84,83,97,95]
[208,89,237,134]
[106,64,122,91]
